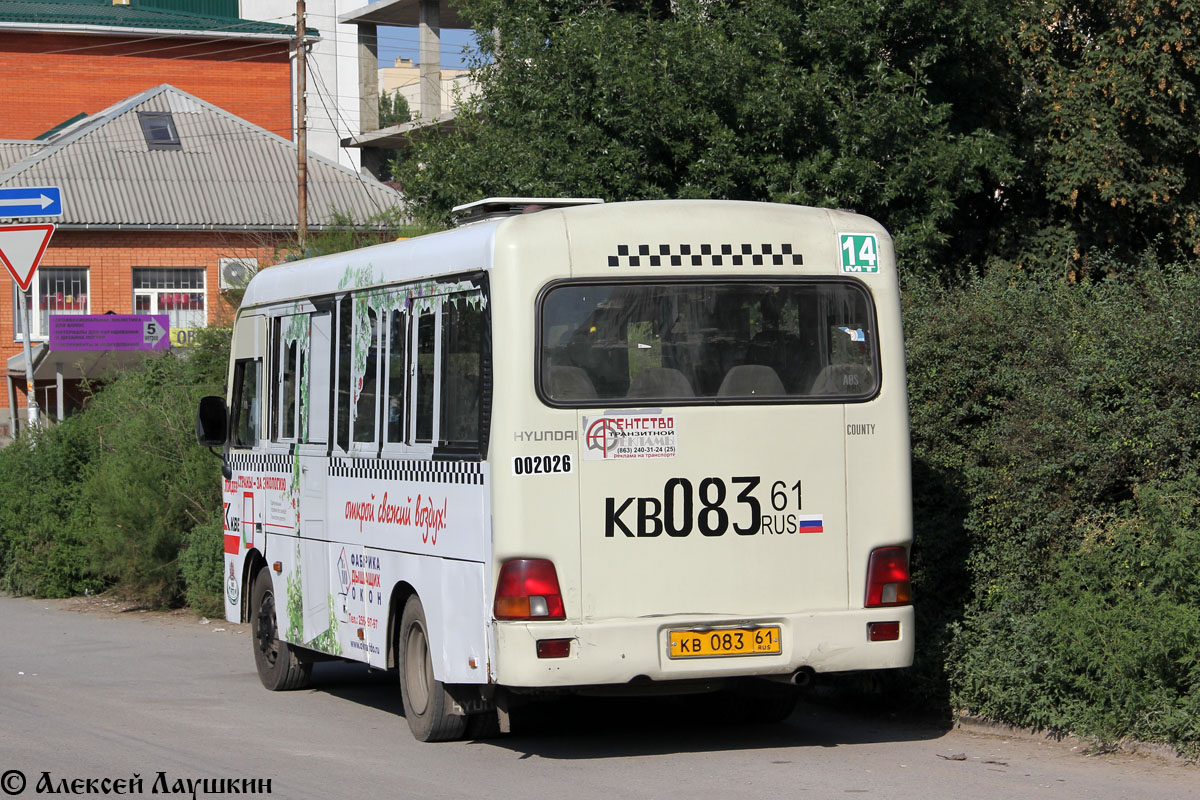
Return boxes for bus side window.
[307,313,331,444]
[335,295,352,452]
[353,307,381,445]
[413,310,438,444]
[440,295,483,447]
[231,358,261,448]
[386,308,408,444]
[276,333,298,441]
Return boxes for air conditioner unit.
[218,258,257,290]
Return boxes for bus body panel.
[575,405,850,620]
[493,606,914,688]
[222,312,267,627]
[262,531,490,679]
[486,218,585,672]
[843,231,913,604]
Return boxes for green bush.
[904,259,1200,753]
[1034,480,1199,750]
[180,511,226,618]
[81,343,226,607]
[0,327,229,608]
[0,414,103,597]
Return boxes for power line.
[307,55,392,215]
[8,36,480,75]
[18,14,481,61]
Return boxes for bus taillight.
[865,547,912,607]
[494,559,566,620]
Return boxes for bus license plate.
[668,627,782,659]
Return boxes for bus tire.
[398,595,467,742]
[250,567,312,691]
[465,709,502,739]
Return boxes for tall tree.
[394,0,1021,277]
[1007,0,1200,272]
[379,90,412,128]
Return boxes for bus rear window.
[539,280,878,404]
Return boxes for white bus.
[196,198,914,741]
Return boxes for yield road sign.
[0,186,63,219]
[0,223,56,291]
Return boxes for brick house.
[0,83,403,442]
[0,0,299,142]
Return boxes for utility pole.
[16,285,39,431]
[296,0,308,250]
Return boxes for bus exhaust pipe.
[791,668,815,687]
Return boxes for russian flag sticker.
[798,514,825,534]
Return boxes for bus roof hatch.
[451,197,604,226]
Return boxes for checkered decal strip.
[608,243,803,268]
[227,452,294,473]
[330,458,484,485]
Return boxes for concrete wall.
[240,0,364,171]
[379,57,476,119]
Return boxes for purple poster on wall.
[49,314,171,351]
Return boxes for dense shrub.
[80,331,228,606]
[0,414,103,597]
[0,327,228,606]
[904,260,1200,753]
[1021,480,1198,749]
[180,512,226,618]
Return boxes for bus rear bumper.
[491,607,914,688]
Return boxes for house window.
[12,267,89,341]
[138,112,181,150]
[133,268,206,330]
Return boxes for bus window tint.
[440,296,483,446]
[336,295,352,451]
[414,312,437,443]
[353,307,380,444]
[278,338,297,440]
[307,313,331,444]
[386,309,407,444]
[540,281,877,403]
[231,358,260,447]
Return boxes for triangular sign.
[0,223,56,291]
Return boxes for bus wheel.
[250,567,312,691]
[398,595,467,742]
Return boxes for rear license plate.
[668,626,782,659]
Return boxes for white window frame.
[409,304,443,448]
[132,267,207,330]
[12,267,90,342]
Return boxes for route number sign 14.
[839,233,880,274]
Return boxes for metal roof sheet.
[0,0,303,37]
[0,140,43,172]
[0,84,404,229]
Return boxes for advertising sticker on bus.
[583,413,677,460]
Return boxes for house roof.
[0,84,404,230]
[0,140,43,172]
[0,0,304,39]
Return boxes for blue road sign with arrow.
[0,186,63,219]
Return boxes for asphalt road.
[0,595,1195,800]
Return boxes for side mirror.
[196,395,228,447]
